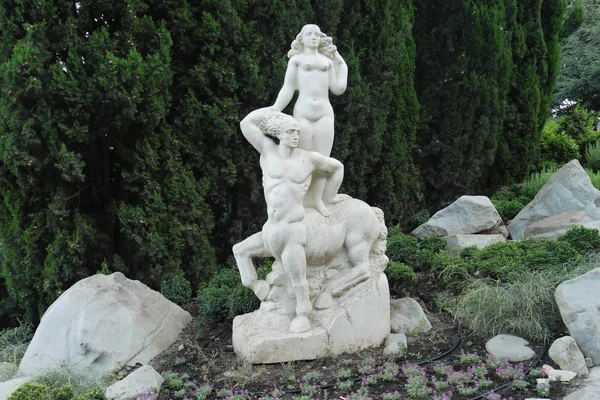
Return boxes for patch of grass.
[586,139,600,173]
[0,322,33,370]
[453,254,598,343]
[587,168,600,190]
[521,166,558,199]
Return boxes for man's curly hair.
[255,110,297,141]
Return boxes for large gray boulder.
[524,211,591,240]
[18,272,192,376]
[564,366,600,400]
[412,196,503,238]
[390,298,432,334]
[556,268,600,366]
[509,160,600,240]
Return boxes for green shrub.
[386,262,416,296]
[490,186,529,221]
[404,209,430,232]
[540,120,580,166]
[197,268,259,323]
[72,388,106,400]
[558,226,600,254]
[419,235,446,254]
[587,169,600,190]
[8,383,50,399]
[50,385,74,400]
[522,167,558,199]
[161,272,193,307]
[455,239,581,283]
[386,234,420,266]
[226,284,261,320]
[586,139,600,173]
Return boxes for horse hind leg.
[329,241,372,297]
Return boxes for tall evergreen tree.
[413,0,512,205]
[326,0,422,225]
[0,0,214,322]
[555,0,600,110]
[492,0,567,184]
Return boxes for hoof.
[314,291,334,310]
[289,315,311,333]
[251,280,270,301]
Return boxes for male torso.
[260,146,313,258]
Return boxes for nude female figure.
[271,24,348,216]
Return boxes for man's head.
[258,111,300,147]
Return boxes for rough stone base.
[233,273,390,364]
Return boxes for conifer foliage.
[413,0,567,204]
[0,1,214,322]
[0,0,422,323]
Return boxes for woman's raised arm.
[329,51,348,96]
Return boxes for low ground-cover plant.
[386,231,449,273]
[197,260,272,323]
[445,239,582,284]
[490,185,530,222]
[161,272,192,307]
[8,383,106,400]
[558,226,600,254]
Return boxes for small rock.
[486,334,536,362]
[390,298,432,334]
[0,377,31,400]
[383,333,407,356]
[536,378,550,386]
[542,364,578,382]
[445,234,506,252]
[549,336,588,377]
[587,357,594,368]
[105,365,164,400]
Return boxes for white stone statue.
[234,107,346,333]
[231,26,390,364]
[271,24,348,216]
[232,108,390,363]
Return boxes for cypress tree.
[0,0,215,322]
[492,0,567,184]
[413,0,512,206]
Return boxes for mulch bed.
[145,300,579,400]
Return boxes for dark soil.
[145,297,580,400]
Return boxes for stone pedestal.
[233,273,389,363]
